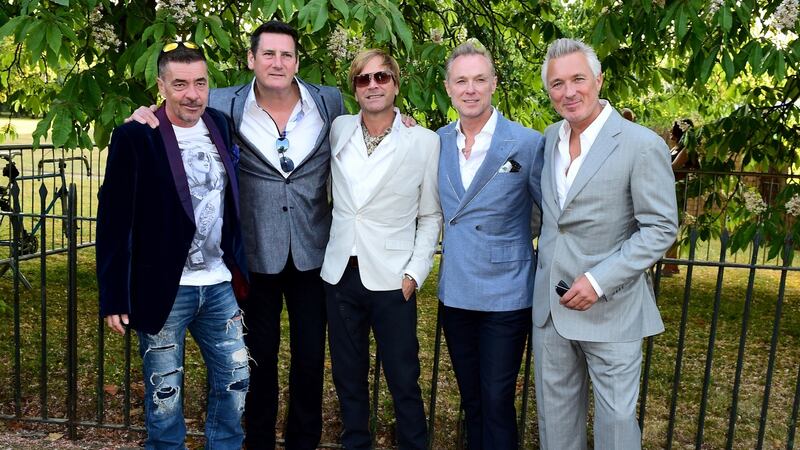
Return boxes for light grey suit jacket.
[321,114,442,290]
[532,108,678,342]
[209,79,345,274]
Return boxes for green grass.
[1,251,799,449]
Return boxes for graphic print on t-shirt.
[173,120,230,285]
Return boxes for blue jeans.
[138,282,249,450]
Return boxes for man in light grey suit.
[533,38,678,450]
[437,40,544,449]
[130,21,345,450]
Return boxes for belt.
[347,256,359,268]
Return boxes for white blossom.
[708,0,725,15]
[785,193,800,216]
[683,213,697,226]
[772,0,799,32]
[429,28,444,44]
[455,26,468,43]
[326,27,365,63]
[156,0,198,27]
[654,0,666,8]
[743,190,768,215]
[89,7,121,52]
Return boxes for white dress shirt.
[240,78,324,177]
[554,100,614,297]
[333,109,421,284]
[455,108,498,190]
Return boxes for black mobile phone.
[555,280,570,297]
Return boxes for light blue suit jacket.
[437,112,545,311]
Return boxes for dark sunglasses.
[162,41,199,53]
[353,71,394,88]
[276,135,294,172]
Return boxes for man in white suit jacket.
[320,49,441,450]
[533,38,678,449]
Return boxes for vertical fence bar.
[39,183,49,419]
[371,351,382,447]
[518,329,533,447]
[123,330,132,428]
[427,304,444,449]
[97,315,105,424]
[665,227,698,449]
[725,231,761,449]
[788,360,800,450]
[66,183,78,440]
[695,229,729,449]
[639,263,662,432]
[756,236,792,449]
[10,182,22,417]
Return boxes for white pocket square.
[498,161,512,173]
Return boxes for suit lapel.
[203,111,240,217]
[293,79,331,170]
[561,111,622,209]
[155,107,194,224]
[454,115,513,215]
[441,126,465,200]
[544,125,561,211]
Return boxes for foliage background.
[1,0,799,251]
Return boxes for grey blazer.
[209,79,345,274]
[532,108,679,342]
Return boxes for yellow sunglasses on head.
[162,41,199,53]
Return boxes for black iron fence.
[1,144,798,449]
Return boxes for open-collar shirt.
[241,77,324,177]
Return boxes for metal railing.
[1,144,798,449]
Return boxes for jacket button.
[475,225,481,230]
[285,179,291,184]
[282,206,288,212]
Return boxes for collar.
[244,77,316,114]
[557,100,613,142]
[357,107,403,135]
[455,107,498,140]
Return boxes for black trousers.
[243,256,327,450]
[441,302,531,450]
[324,266,428,450]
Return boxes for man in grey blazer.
[437,40,544,449]
[533,38,678,449]
[130,21,344,450]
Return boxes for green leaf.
[774,51,786,81]
[27,21,47,64]
[434,88,449,115]
[145,44,161,87]
[32,112,54,148]
[194,20,206,46]
[52,110,72,148]
[675,6,689,40]
[722,50,734,83]
[388,4,413,51]
[261,0,279,19]
[748,42,762,73]
[84,75,102,108]
[720,7,732,33]
[374,14,390,43]
[699,47,718,84]
[331,0,349,21]
[46,21,62,54]
[52,0,69,5]
[100,97,118,126]
[93,121,111,149]
[0,15,26,39]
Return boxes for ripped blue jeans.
[138,281,249,450]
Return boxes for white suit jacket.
[533,108,679,342]
[321,114,442,291]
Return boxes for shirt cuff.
[404,270,421,290]
[585,272,603,298]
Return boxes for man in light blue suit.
[437,40,544,450]
[533,38,678,449]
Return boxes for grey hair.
[541,38,602,90]
[445,38,496,80]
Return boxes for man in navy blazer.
[437,40,544,449]
[97,43,249,449]
[129,21,345,449]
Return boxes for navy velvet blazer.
[96,107,248,335]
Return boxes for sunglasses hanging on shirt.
[276,133,294,172]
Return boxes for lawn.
[0,249,798,449]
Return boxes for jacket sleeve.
[96,125,138,317]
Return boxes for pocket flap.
[490,244,532,263]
